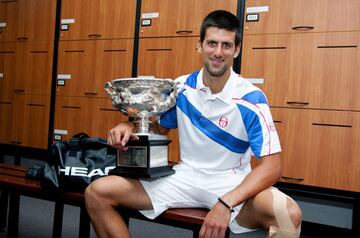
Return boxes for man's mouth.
[210,58,223,66]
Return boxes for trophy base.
[109,166,175,179]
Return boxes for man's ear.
[234,44,241,58]
[197,42,202,53]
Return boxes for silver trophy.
[104,78,178,178]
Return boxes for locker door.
[0,43,16,93]
[56,41,93,97]
[138,37,201,79]
[53,96,91,141]
[60,0,136,40]
[0,0,18,42]
[14,41,53,94]
[140,0,237,37]
[16,0,56,41]
[20,95,50,148]
[93,39,133,97]
[243,0,360,35]
[0,94,13,143]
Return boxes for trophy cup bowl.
[104,78,178,179]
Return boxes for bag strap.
[71,132,90,140]
[67,132,89,156]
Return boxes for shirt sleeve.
[240,90,281,158]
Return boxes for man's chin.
[208,68,227,77]
[205,63,228,77]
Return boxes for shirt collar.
[197,68,237,104]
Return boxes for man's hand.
[199,202,231,238]
[107,122,139,151]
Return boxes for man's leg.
[84,175,152,238]
[235,188,302,238]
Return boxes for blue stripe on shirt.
[160,71,199,128]
[159,105,178,128]
[184,71,199,88]
[242,90,268,105]
[237,104,263,157]
[177,93,249,154]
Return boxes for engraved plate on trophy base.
[109,135,175,179]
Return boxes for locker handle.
[176,30,193,35]
[14,89,25,93]
[84,92,98,96]
[61,105,81,109]
[88,34,102,38]
[10,141,21,145]
[286,101,309,106]
[27,103,45,107]
[281,176,304,182]
[100,108,118,112]
[312,123,352,128]
[291,26,314,31]
[17,37,28,41]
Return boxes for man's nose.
[213,44,223,56]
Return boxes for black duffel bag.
[41,133,116,191]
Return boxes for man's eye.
[223,43,232,49]
[208,41,217,47]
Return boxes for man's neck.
[202,70,231,94]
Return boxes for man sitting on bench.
[85,10,302,238]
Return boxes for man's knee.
[85,176,117,208]
[269,188,302,238]
[286,198,302,229]
[85,178,104,207]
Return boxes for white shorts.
[139,162,256,233]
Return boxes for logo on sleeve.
[269,123,276,131]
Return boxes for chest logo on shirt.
[218,116,229,128]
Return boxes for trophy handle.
[104,82,116,96]
[105,81,123,106]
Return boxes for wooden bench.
[0,163,230,238]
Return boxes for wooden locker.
[0,0,18,42]
[0,93,13,143]
[240,34,291,107]
[138,37,202,79]
[92,97,128,138]
[271,108,315,187]
[60,0,136,40]
[53,96,91,141]
[20,94,50,148]
[56,41,93,97]
[241,32,360,111]
[14,41,53,95]
[243,0,360,35]
[15,0,56,41]
[53,96,128,141]
[139,0,238,37]
[310,32,360,111]
[272,108,360,192]
[0,42,16,93]
[93,39,133,98]
[8,93,25,146]
[56,39,133,97]
[9,94,50,148]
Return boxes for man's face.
[199,27,240,77]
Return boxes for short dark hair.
[200,10,241,46]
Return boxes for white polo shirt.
[160,68,281,173]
